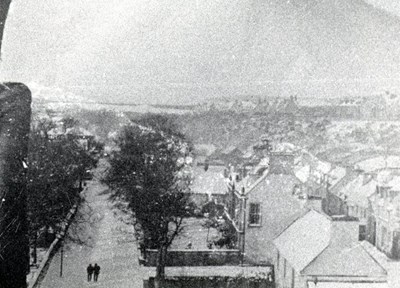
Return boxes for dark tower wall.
[0,83,31,288]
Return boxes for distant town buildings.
[155,122,400,287]
[195,91,400,121]
[197,137,396,287]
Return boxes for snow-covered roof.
[295,165,310,183]
[275,210,387,278]
[340,176,378,208]
[221,145,241,155]
[308,282,388,288]
[294,153,346,187]
[357,156,400,173]
[386,175,400,191]
[194,144,216,156]
[190,165,228,195]
[274,210,331,271]
[274,142,297,153]
[302,242,387,277]
[65,127,93,137]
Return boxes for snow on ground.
[38,181,142,288]
[170,217,220,250]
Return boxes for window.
[291,268,295,288]
[283,258,287,278]
[249,203,262,226]
[277,251,280,271]
[359,225,366,241]
[381,227,387,248]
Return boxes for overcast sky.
[1,0,400,104]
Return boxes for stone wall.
[144,277,273,288]
[144,249,241,266]
[0,83,32,288]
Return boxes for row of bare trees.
[103,114,193,288]
[26,117,101,264]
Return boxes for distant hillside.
[3,0,400,103]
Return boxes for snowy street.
[38,180,143,288]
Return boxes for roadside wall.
[144,277,273,288]
[144,249,241,266]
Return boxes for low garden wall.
[144,277,274,288]
[144,249,241,266]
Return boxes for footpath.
[37,180,143,288]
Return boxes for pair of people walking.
[86,263,101,282]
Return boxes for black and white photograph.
[1,0,400,287]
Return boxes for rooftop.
[339,175,378,208]
[274,210,331,272]
[190,165,228,195]
[307,282,388,288]
[274,210,387,278]
[303,243,387,277]
[294,152,347,188]
[356,156,400,173]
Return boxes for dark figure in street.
[93,263,101,282]
[87,264,94,281]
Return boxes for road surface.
[38,180,143,288]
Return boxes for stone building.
[228,152,304,264]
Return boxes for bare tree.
[104,114,192,288]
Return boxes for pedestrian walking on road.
[86,264,94,281]
[93,263,101,282]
